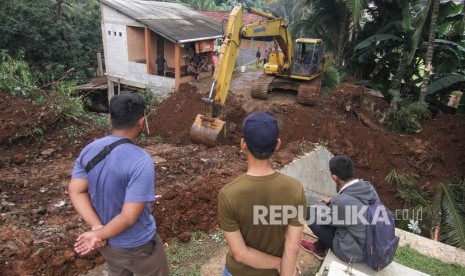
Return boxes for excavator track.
[296,77,322,105]
[251,75,275,100]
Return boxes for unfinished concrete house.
[100,0,222,99]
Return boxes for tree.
[0,0,102,83]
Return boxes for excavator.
[190,4,328,147]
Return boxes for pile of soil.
[0,72,464,275]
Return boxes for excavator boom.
[189,5,243,147]
[190,4,324,147]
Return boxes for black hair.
[329,155,354,181]
[248,147,275,160]
[110,94,146,129]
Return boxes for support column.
[107,80,114,105]
[145,28,152,74]
[175,43,181,90]
[97,52,103,77]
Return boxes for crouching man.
[301,155,375,263]
[218,112,307,276]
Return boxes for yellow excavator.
[190,4,328,147]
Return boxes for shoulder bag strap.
[85,138,133,173]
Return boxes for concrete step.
[317,250,429,276]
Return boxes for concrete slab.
[316,250,429,276]
[280,146,337,205]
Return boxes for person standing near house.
[212,51,218,77]
[187,61,200,81]
[156,54,167,76]
[218,112,307,276]
[267,47,272,64]
[198,56,208,72]
[255,47,262,68]
[69,94,169,276]
[263,47,269,64]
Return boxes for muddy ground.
[1,70,464,275]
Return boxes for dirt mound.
[148,83,204,145]
[1,74,464,275]
[0,93,60,144]
[148,83,248,146]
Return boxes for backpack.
[363,191,400,271]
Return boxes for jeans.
[308,222,336,251]
[222,266,232,276]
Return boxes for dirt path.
[0,70,464,275]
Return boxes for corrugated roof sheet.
[101,0,223,43]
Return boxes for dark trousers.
[98,233,169,276]
[309,221,336,252]
[157,70,164,76]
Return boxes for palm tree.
[336,0,364,66]
[419,0,441,104]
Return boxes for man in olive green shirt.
[218,112,307,276]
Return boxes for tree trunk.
[390,33,411,110]
[336,6,349,67]
[419,0,440,104]
[55,0,73,53]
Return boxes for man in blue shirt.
[69,94,168,275]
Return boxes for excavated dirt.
[1,71,464,275]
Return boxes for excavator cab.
[190,4,327,147]
[290,39,325,78]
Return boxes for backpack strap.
[85,138,133,173]
[340,180,378,205]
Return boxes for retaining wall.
[281,145,465,268]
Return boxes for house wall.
[101,4,175,98]
[165,40,176,68]
[127,26,146,62]
[240,39,270,50]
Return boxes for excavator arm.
[190,4,294,147]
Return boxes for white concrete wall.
[101,4,175,97]
[281,146,465,269]
[280,145,337,204]
[396,228,465,267]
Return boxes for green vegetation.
[395,246,465,276]
[385,170,465,250]
[0,0,102,84]
[440,181,465,249]
[385,169,432,233]
[321,65,340,92]
[384,102,429,133]
[166,231,225,276]
[140,134,165,144]
[2,0,464,131]
[140,89,159,108]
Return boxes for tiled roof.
[196,10,265,25]
[101,0,222,43]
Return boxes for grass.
[165,230,225,276]
[395,246,465,276]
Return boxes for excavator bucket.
[296,77,322,105]
[190,114,228,147]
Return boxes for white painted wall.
[101,4,175,98]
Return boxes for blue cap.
[243,112,279,156]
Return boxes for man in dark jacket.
[301,155,376,262]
